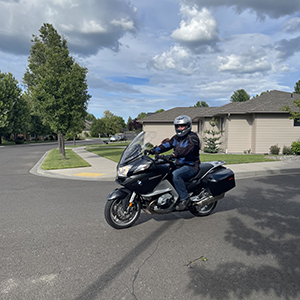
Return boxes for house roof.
[216,90,300,115]
[138,107,219,123]
[138,90,300,123]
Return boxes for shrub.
[291,141,300,155]
[203,118,223,153]
[282,145,293,155]
[15,134,25,144]
[269,144,280,155]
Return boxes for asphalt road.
[0,143,299,300]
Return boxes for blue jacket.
[153,131,200,170]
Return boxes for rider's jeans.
[173,165,197,201]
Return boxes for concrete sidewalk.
[30,146,300,181]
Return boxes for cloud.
[218,47,273,74]
[275,36,300,60]
[149,46,198,75]
[171,6,220,53]
[181,0,300,20]
[282,17,300,33]
[0,0,139,56]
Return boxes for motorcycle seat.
[192,162,214,180]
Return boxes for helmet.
[173,115,192,137]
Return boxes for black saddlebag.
[204,168,235,197]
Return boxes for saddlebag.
[204,168,235,197]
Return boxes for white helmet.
[174,115,192,137]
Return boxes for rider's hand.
[149,148,157,155]
[165,154,175,160]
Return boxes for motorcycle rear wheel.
[104,198,141,229]
[188,201,217,217]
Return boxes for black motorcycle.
[104,131,235,229]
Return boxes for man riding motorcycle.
[150,115,200,210]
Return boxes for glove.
[165,154,175,160]
[149,148,156,155]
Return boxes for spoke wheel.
[188,201,217,217]
[104,198,141,229]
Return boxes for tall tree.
[23,23,90,159]
[137,112,147,119]
[294,79,300,94]
[194,101,209,107]
[0,72,22,144]
[230,89,250,102]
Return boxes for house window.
[294,118,300,126]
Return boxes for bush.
[291,141,300,155]
[269,144,280,155]
[15,134,25,144]
[282,145,293,155]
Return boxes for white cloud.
[0,0,139,55]
[181,0,300,20]
[171,5,220,53]
[150,46,198,75]
[218,47,273,74]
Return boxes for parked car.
[109,136,117,142]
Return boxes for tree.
[86,113,96,122]
[155,109,165,113]
[203,118,223,153]
[230,89,250,102]
[137,112,147,120]
[102,110,125,135]
[126,116,133,129]
[11,95,31,138]
[194,101,209,107]
[129,118,142,132]
[23,23,90,159]
[90,118,105,137]
[294,79,300,94]
[0,72,22,144]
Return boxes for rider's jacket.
[152,131,200,170]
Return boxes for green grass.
[40,144,276,171]
[86,146,275,164]
[86,147,124,163]
[41,149,91,170]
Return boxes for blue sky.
[0,0,300,122]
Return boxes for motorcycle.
[104,131,235,229]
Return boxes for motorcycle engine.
[157,193,173,208]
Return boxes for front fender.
[107,188,132,211]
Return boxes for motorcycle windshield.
[119,131,156,165]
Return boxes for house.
[138,90,300,154]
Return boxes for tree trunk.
[58,132,62,153]
[61,134,66,160]
[73,135,76,146]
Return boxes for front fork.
[124,191,137,212]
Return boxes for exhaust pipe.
[196,193,224,208]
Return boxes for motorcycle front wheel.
[188,201,217,217]
[104,198,141,229]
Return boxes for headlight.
[133,162,152,174]
[117,165,133,177]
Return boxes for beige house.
[138,90,300,154]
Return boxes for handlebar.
[144,150,175,162]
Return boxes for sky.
[1,0,300,122]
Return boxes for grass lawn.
[41,149,91,170]
[86,146,275,164]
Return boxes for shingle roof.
[138,106,219,123]
[139,90,300,123]
[217,90,300,115]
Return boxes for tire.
[104,198,141,229]
[188,201,217,217]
